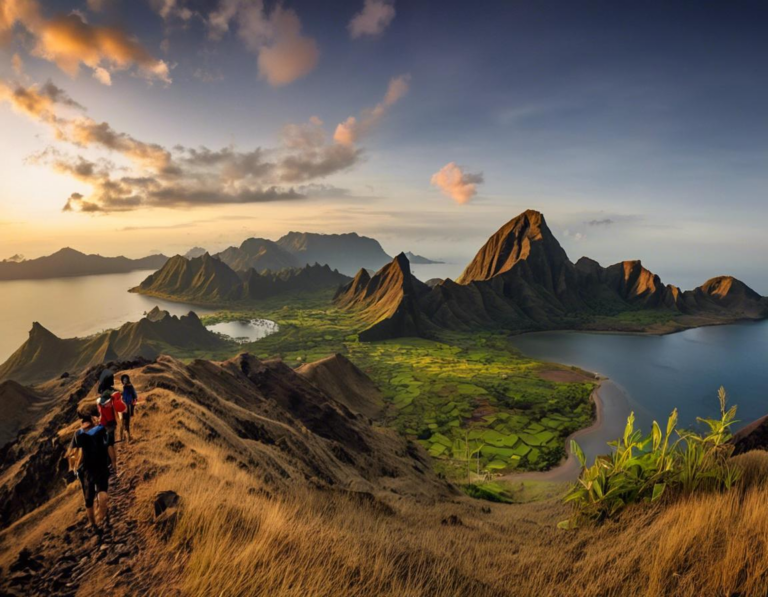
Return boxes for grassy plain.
[200,291,595,478]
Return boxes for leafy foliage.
[562,387,741,526]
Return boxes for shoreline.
[501,380,609,483]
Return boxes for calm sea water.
[510,322,768,462]
[0,271,217,363]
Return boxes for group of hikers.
[67,369,139,532]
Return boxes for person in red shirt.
[96,369,126,474]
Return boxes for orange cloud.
[349,0,396,39]
[430,162,484,204]
[1,0,170,85]
[334,74,410,146]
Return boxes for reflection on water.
[206,319,279,343]
[510,321,768,464]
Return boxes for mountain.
[184,247,208,259]
[132,253,244,303]
[296,353,384,419]
[1,254,24,263]
[0,307,228,385]
[0,247,168,281]
[336,210,768,340]
[404,251,444,265]
[277,231,392,275]
[134,254,351,305]
[335,253,432,341]
[215,238,299,272]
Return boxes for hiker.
[68,406,111,530]
[95,369,125,473]
[120,374,138,442]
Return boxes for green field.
[200,291,595,479]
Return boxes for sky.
[1,0,768,292]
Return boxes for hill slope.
[0,248,168,281]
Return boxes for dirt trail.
[4,439,147,597]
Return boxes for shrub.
[561,387,741,527]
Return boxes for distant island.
[0,248,168,281]
[182,233,443,276]
[404,251,444,265]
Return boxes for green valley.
[200,290,596,479]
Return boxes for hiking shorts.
[105,425,116,446]
[80,469,109,508]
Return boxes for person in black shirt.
[69,407,111,530]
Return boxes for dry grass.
[140,446,768,597]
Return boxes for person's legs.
[81,474,97,527]
[123,411,131,442]
[95,491,109,524]
[94,471,110,524]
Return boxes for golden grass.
[138,446,768,597]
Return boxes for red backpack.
[98,391,126,427]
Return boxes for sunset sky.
[2,0,768,291]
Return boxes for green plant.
[561,387,741,527]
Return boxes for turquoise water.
[510,321,768,463]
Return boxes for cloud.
[349,0,396,39]
[334,74,410,145]
[587,218,614,226]
[430,162,484,204]
[208,0,318,86]
[11,53,23,75]
[3,74,408,213]
[0,79,84,120]
[1,0,170,85]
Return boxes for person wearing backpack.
[68,406,111,531]
[120,374,138,442]
[95,369,126,473]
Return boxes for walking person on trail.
[120,374,138,443]
[68,406,111,531]
[96,369,126,474]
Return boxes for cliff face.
[0,309,228,385]
[335,209,768,341]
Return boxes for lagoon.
[509,321,768,466]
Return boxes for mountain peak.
[456,209,569,284]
